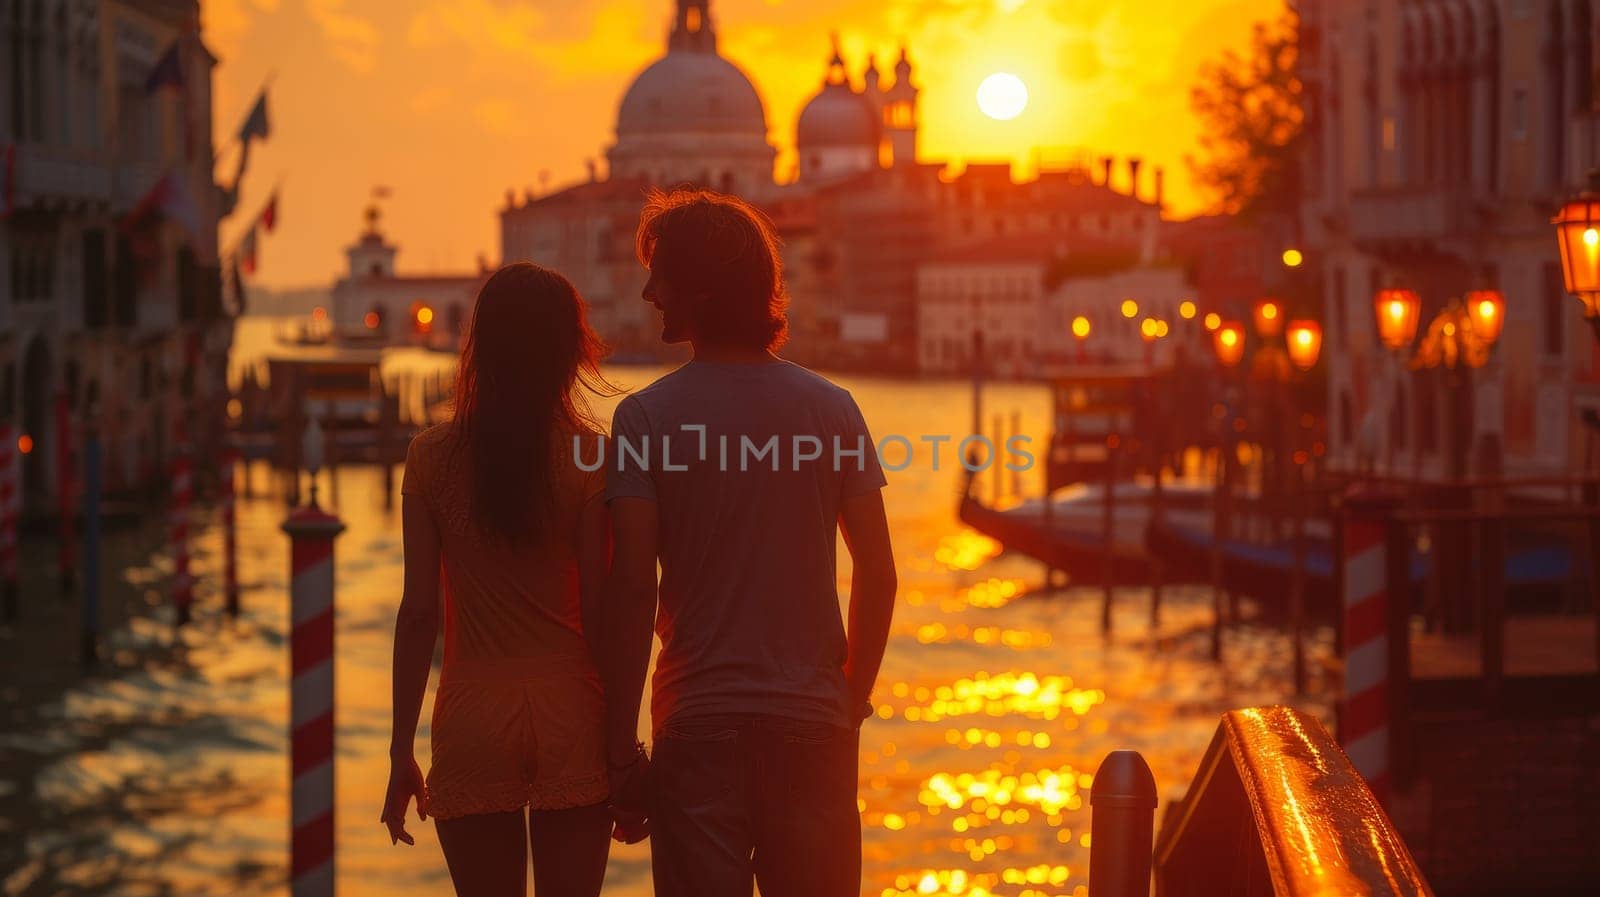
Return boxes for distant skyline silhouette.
[209,0,1283,289]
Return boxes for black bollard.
[1089,749,1157,897]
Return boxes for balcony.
[1346,186,1486,246]
[14,144,112,208]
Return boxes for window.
[114,233,138,328]
[177,246,197,322]
[82,229,108,329]
[1541,262,1565,359]
[9,223,55,304]
[8,3,24,137]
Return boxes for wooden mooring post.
[1101,433,1120,636]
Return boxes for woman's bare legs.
[436,808,527,897]
[528,802,612,897]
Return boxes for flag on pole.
[230,89,272,194]
[229,253,249,316]
[240,91,270,144]
[260,191,278,233]
[239,226,259,275]
[145,40,186,93]
[218,180,239,218]
[123,172,203,241]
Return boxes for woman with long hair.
[381,263,617,896]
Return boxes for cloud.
[474,98,523,136]
[406,1,661,78]
[411,86,451,115]
[306,0,381,74]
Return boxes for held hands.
[380,753,428,846]
[607,744,652,845]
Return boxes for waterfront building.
[916,231,1189,376]
[329,205,487,347]
[1300,0,1600,475]
[500,0,1169,369]
[1,0,227,513]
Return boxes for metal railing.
[1089,706,1434,897]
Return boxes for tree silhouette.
[1187,9,1305,217]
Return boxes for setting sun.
[976,72,1029,121]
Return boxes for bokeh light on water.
[0,319,1333,896]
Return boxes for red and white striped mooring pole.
[1,422,17,624]
[171,415,194,626]
[222,448,240,617]
[1339,489,1400,802]
[284,418,342,897]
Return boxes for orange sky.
[206,0,1285,289]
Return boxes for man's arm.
[602,496,660,766]
[839,488,896,717]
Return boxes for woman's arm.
[382,493,442,845]
[575,491,611,671]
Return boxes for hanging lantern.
[1464,289,1505,347]
[1253,298,1284,338]
[1071,315,1091,340]
[1214,321,1246,368]
[1551,173,1600,320]
[1373,288,1422,351]
[1286,320,1323,371]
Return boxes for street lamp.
[1552,171,1600,335]
[1374,288,1422,351]
[1071,315,1091,362]
[1254,298,1284,338]
[1286,320,1323,372]
[1141,317,1160,366]
[1214,321,1246,368]
[1412,297,1503,370]
[1464,289,1505,347]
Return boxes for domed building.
[796,40,921,182]
[796,41,880,182]
[607,0,775,195]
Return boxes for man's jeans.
[651,714,861,897]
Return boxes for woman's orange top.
[401,422,608,818]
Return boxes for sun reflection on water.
[878,672,1107,723]
[933,530,1004,571]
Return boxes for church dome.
[617,50,769,138]
[797,81,878,148]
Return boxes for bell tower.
[883,45,919,167]
[670,0,716,52]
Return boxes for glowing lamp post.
[1552,174,1600,333]
[1071,315,1091,363]
[1253,298,1284,338]
[1374,289,1422,352]
[1140,318,1159,366]
[1464,290,1505,348]
[1286,321,1323,372]
[1213,322,1246,368]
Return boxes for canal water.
[1,318,1333,897]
